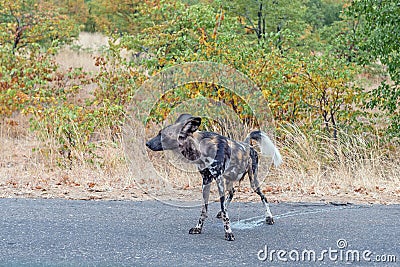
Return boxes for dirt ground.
[1,176,399,205]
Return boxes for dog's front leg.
[189,176,211,235]
[216,177,235,241]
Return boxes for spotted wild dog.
[146,114,282,241]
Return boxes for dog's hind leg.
[249,148,275,225]
[189,171,212,235]
[216,181,234,219]
[255,187,274,225]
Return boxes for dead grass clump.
[270,123,400,203]
[0,115,144,200]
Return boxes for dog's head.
[146,114,201,159]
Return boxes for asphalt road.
[0,198,398,266]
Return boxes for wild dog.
[146,114,282,241]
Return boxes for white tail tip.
[259,132,283,167]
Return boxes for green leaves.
[0,0,78,53]
[347,0,400,78]
[345,0,400,137]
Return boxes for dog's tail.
[245,131,282,167]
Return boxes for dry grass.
[0,115,142,200]
[1,113,400,203]
[269,124,400,203]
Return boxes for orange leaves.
[15,91,29,103]
[198,27,208,45]
[148,82,255,124]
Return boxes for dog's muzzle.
[145,139,164,151]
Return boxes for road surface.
[0,198,399,266]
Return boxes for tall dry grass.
[1,112,399,203]
[0,114,133,199]
[270,123,400,203]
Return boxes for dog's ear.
[180,116,201,137]
[175,114,193,124]
[177,116,201,161]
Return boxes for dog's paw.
[225,232,235,241]
[266,217,275,225]
[189,227,202,234]
[216,211,222,219]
